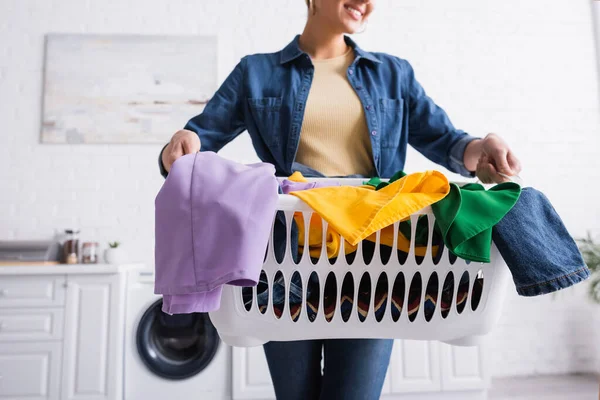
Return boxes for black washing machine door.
[136,299,220,380]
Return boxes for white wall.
[1,0,599,377]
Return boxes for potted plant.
[104,241,125,264]
[577,233,600,303]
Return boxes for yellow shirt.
[295,47,375,176]
[288,171,450,259]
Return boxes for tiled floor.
[489,374,599,400]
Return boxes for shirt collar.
[279,35,381,65]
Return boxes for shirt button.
[371,130,377,136]
[348,69,354,75]
[366,105,372,111]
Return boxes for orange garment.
[289,171,449,259]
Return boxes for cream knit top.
[294,47,375,176]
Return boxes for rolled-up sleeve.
[403,60,479,177]
[448,135,478,177]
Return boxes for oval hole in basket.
[408,272,422,322]
[289,271,303,322]
[324,272,337,323]
[441,272,454,319]
[345,248,357,265]
[375,272,389,323]
[329,231,341,266]
[448,251,458,265]
[306,271,320,322]
[362,240,375,265]
[414,215,429,266]
[471,269,484,311]
[257,270,269,315]
[272,271,284,320]
[357,272,371,322]
[391,272,405,322]
[340,273,354,323]
[273,212,287,265]
[456,271,470,314]
[380,235,392,265]
[397,250,408,265]
[432,241,444,266]
[424,272,439,322]
[308,213,321,265]
[242,287,253,312]
[397,219,411,265]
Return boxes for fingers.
[507,151,522,174]
[163,143,184,172]
[178,130,201,154]
[476,154,494,184]
[476,154,510,184]
[480,133,522,182]
[181,135,201,154]
[490,149,513,176]
[163,130,201,172]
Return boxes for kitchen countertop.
[0,263,146,275]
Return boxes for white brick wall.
[1,0,599,377]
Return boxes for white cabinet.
[232,339,488,400]
[386,340,488,400]
[0,265,133,400]
[232,346,275,400]
[0,276,65,308]
[0,342,61,400]
[61,274,125,400]
[0,309,64,342]
[388,340,442,394]
[439,342,487,392]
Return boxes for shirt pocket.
[379,98,405,148]
[247,97,283,147]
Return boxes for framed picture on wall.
[41,34,217,144]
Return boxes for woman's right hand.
[161,129,201,172]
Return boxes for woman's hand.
[161,130,201,172]
[476,133,522,184]
[464,133,522,184]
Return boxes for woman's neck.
[299,23,349,61]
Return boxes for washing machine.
[124,268,230,400]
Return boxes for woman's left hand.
[475,133,522,184]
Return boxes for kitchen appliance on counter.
[0,240,61,265]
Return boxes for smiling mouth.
[344,4,364,19]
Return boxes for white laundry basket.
[209,179,512,348]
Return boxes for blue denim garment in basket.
[492,187,590,296]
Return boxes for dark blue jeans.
[263,166,393,400]
[263,339,394,400]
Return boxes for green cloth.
[431,182,521,262]
[363,177,382,189]
[368,170,521,262]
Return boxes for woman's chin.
[342,22,363,34]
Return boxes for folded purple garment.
[154,152,279,314]
[280,179,341,194]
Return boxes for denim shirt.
[160,35,477,178]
